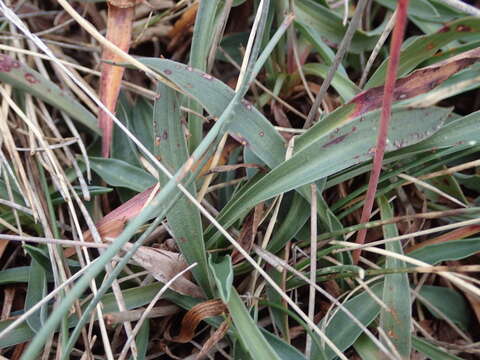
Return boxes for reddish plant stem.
[353,0,410,264]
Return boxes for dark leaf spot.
[163,69,172,75]
[24,73,38,84]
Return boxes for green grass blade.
[154,82,212,295]
[412,336,463,360]
[313,282,383,360]
[208,254,233,303]
[378,196,411,359]
[366,17,480,88]
[188,0,222,151]
[228,289,282,360]
[302,63,360,102]
[88,157,156,192]
[293,0,378,54]
[409,237,480,264]
[211,106,449,232]
[0,54,98,133]
[25,257,47,333]
[418,285,473,331]
[138,57,286,169]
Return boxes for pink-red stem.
[353,0,410,264]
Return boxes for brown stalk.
[353,0,410,264]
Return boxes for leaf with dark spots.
[0,54,98,133]
[138,57,286,169]
[367,17,480,88]
[210,107,450,237]
[352,47,480,118]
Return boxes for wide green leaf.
[88,157,156,192]
[139,57,286,169]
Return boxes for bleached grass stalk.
[333,242,480,298]
[333,216,480,253]
[305,183,317,358]
[0,199,33,215]
[397,173,467,208]
[303,0,369,128]
[117,263,198,360]
[235,0,266,90]
[438,0,480,16]
[414,292,471,342]
[359,10,397,88]
[254,246,395,359]
[197,133,228,202]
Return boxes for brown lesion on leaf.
[456,24,472,32]
[351,47,480,119]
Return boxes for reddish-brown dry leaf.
[232,203,264,264]
[64,186,156,257]
[351,47,480,118]
[125,243,205,298]
[196,319,230,360]
[406,225,480,253]
[99,2,135,157]
[167,3,199,38]
[166,299,227,343]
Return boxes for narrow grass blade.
[188,0,221,150]
[0,54,98,133]
[366,17,480,88]
[313,282,383,360]
[154,82,212,295]
[409,237,480,264]
[294,0,378,54]
[228,289,282,360]
[88,157,156,192]
[412,336,463,360]
[378,196,411,359]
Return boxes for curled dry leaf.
[165,299,227,343]
[196,319,230,360]
[124,243,204,298]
